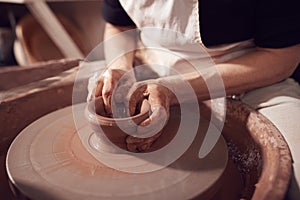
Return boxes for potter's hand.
[125,81,173,152]
[87,67,135,115]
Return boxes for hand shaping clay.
[85,97,153,151]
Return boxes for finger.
[127,131,163,152]
[103,94,112,115]
[126,132,161,146]
[126,83,148,116]
[87,72,103,101]
[102,70,122,115]
[126,135,145,144]
[94,78,104,98]
[125,84,171,151]
[102,78,115,115]
[126,106,168,152]
[127,143,138,152]
[137,139,156,152]
[136,105,169,138]
[102,69,136,115]
[137,143,151,152]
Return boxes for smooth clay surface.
[6,103,228,200]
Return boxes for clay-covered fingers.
[125,82,148,116]
[126,131,163,152]
[94,78,104,98]
[87,71,103,101]
[138,105,169,137]
[100,69,135,115]
[126,106,169,152]
[101,70,116,115]
[125,83,171,152]
[138,84,170,135]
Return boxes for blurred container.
[0,27,15,66]
[14,14,89,65]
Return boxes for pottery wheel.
[6,104,228,200]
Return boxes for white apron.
[120,0,255,76]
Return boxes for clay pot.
[85,97,151,151]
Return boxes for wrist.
[107,54,135,71]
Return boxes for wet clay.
[6,103,228,200]
[85,97,173,152]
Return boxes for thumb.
[87,72,103,101]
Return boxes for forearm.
[218,45,300,96]
[104,23,137,70]
[159,44,300,104]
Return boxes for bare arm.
[93,23,137,114]
[103,22,137,70]
[162,44,300,104]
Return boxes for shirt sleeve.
[254,0,300,48]
[101,0,135,26]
